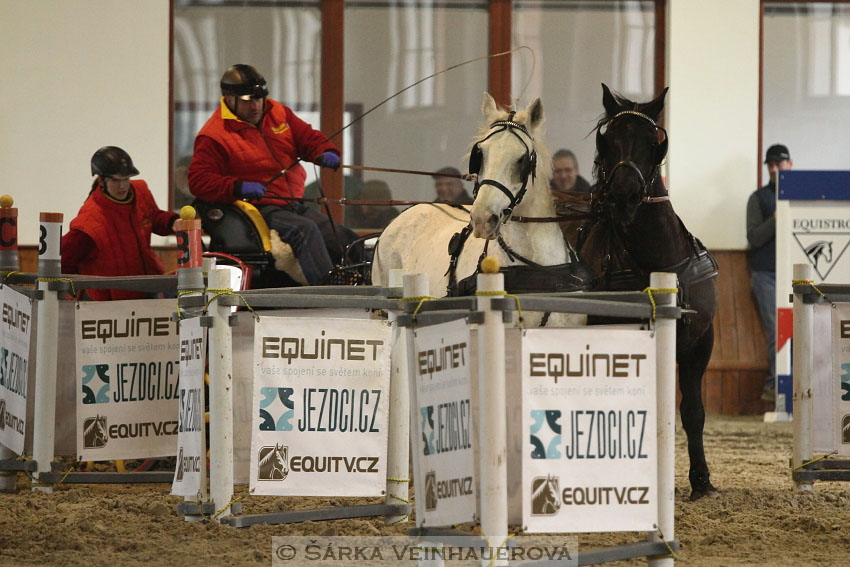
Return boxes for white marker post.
[648,272,677,567]
[175,208,206,516]
[0,196,19,492]
[208,268,235,518]
[476,260,507,566]
[792,263,814,492]
[385,269,410,524]
[32,212,63,492]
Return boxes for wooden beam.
[321,0,344,222]
[489,0,512,109]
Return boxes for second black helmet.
[91,146,139,177]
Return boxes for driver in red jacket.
[61,146,178,300]
[188,64,358,285]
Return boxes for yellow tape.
[792,279,834,306]
[205,288,258,319]
[642,287,678,320]
[37,276,76,298]
[793,450,837,471]
[476,290,524,325]
[176,289,205,318]
[401,295,437,322]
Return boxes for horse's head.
[468,93,546,239]
[593,84,669,228]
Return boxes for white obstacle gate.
[790,262,850,491]
[0,203,683,566]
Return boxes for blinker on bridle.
[595,109,669,205]
[469,111,538,223]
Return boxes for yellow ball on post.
[480,256,500,274]
[179,205,196,221]
[0,195,13,208]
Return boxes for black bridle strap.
[472,121,536,221]
[476,178,517,219]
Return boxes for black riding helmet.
[91,146,139,177]
[220,64,269,99]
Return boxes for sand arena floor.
[2,413,850,566]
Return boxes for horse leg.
[678,322,718,500]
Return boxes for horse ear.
[601,83,621,116]
[482,92,499,120]
[643,87,669,121]
[527,98,544,130]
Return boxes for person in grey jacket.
[746,144,792,402]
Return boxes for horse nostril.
[489,213,499,228]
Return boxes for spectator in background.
[62,146,178,300]
[433,166,472,204]
[345,180,399,230]
[550,148,591,199]
[747,144,792,403]
[550,149,592,251]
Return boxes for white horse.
[372,93,585,327]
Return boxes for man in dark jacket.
[747,144,792,402]
[433,166,472,204]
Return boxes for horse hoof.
[688,487,720,501]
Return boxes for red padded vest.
[188,98,338,205]
[67,181,171,301]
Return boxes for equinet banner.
[249,317,392,497]
[75,299,180,461]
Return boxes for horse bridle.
[468,111,537,223]
[595,109,669,204]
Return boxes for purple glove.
[318,151,340,170]
[239,181,266,200]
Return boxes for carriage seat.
[192,199,304,288]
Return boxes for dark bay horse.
[578,84,719,500]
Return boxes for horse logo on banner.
[531,475,561,516]
[794,233,850,280]
[83,415,108,449]
[425,471,438,511]
[258,444,289,481]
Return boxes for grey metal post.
[208,268,235,519]
[647,272,677,567]
[0,196,18,492]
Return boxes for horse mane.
[532,475,555,499]
[259,447,278,467]
[469,102,553,185]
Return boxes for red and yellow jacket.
[62,180,177,301]
[188,98,338,205]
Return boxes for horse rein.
[469,113,537,224]
[595,109,669,205]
